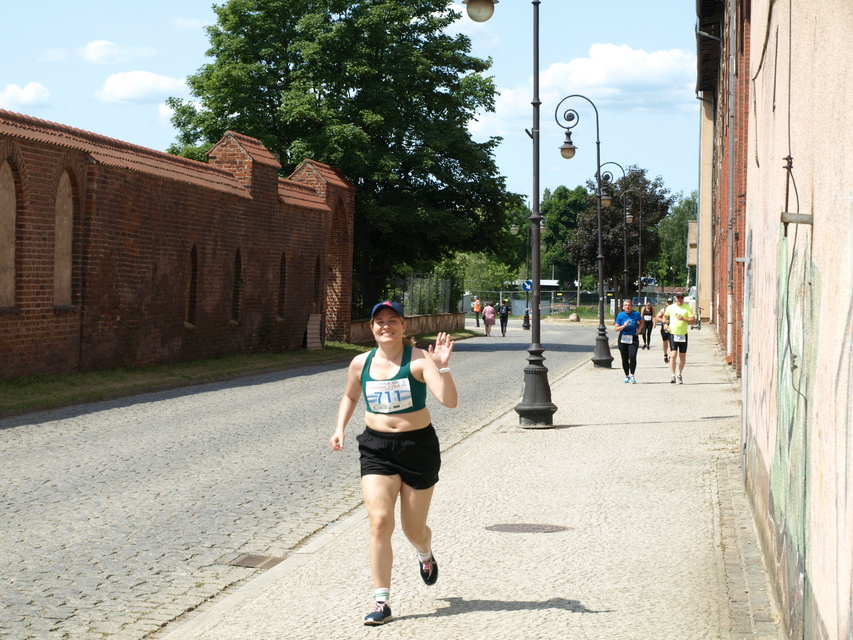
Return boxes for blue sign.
[522,280,532,291]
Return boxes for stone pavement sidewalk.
[158,327,783,640]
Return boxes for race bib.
[673,334,687,343]
[644,315,652,321]
[365,379,413,413]
[620,334,635,344]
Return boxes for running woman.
[640,301,655,349]
[330,301,457,626]
[656,298,673,363]
[614,299,645,383]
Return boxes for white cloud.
[467,84,528,139]
[158,102,175,126]
[540,44,696,111]
[0,82,51,110]
[38,48,69,63]
[471,43,696,137]
[95,71,186,104]
[80,40,157,65]
[171,17,208,30]
[37,40,157,65]
[157,100,205,127]
[158,99,204,128]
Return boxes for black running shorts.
[356,425,441,490]
[669,334,689,353]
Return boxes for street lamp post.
[555,94,613,367]
[620,190,643,301]
[637,200,643,302]
[599,161,628,307]
[622,206,630,303]
[510,218,534,330]
[465,0,556,426]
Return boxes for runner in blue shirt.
[614,299,645,383]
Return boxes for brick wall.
[709,5,750,377]
[288,160,355,341]
[0,111,354,378]
[0,138,87,377]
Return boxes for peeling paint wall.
[837,210,853,639]
[741,1,853,638]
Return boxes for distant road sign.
[522,280,532,291]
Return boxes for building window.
[0,160,15,308]
[186,245,198,326]
[231,249,243,323]
[277,252,286,320]
[54,171,74,307]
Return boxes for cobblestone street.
[1,322,597,640]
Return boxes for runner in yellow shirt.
[663,292,695,384]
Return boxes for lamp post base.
[515,404,558,427]
[514,346,557,427]
[591,327,613,368]
[522,310,531,330]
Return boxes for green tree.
[442,251,520,294]
[540,185,587,287]
[565,167,675,297]
[167,0,519,315]
[645,190,698,287]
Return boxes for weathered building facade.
[0,110,354,379]
[696,1,853,638]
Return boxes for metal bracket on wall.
[781,211,813,225]
[696,29,722,41]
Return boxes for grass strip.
[548,306,602,319]
[0,329,478,416]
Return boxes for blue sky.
[1,0,699,202]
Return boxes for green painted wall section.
[770,232,820,634]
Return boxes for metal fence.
[398,274,455,315]
[462,290,606,317]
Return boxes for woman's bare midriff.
[364,407,432,432]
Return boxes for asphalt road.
[0,319,597,640]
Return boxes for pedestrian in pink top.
[482,301,496,336]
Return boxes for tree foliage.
[438,205,530,296]
[565,167,675,296]
[645,190,698,287]
[167,0,521,314]
[445,252,520,294]
[540,185,588,287]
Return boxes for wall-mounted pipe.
[726,0,735,365]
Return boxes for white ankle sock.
[375,588,390,603]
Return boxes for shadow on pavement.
[395,596,607,621]
[454,340,594,354]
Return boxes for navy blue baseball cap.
[371,301,405,319]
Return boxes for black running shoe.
[364,601,392,626]
[419,554,438,585]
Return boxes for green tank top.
[361,345,427,414]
